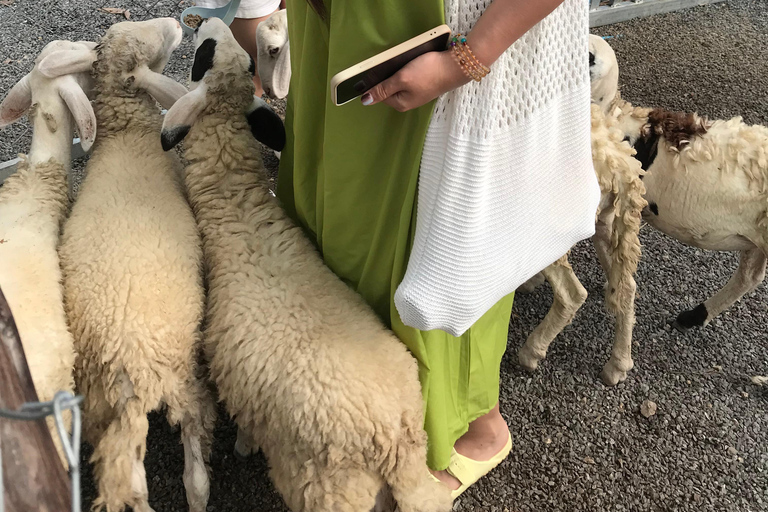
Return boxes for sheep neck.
[0,157,70,228]
[92,90,162,136]
[182,114,277,235]
[27,97,73,171]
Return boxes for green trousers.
[277,0,515,470]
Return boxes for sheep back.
[60,128,205,413]
[0,156,75,465]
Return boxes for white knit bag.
[394,0,601,336]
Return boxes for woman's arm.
[363,0,566,111]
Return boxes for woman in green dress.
[278,0,570,496]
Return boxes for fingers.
[383,93,410,112]
[361,72,404,106]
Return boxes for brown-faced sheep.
[590,33,768,333]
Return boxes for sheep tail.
[90,398,149,512]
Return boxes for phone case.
[330,24,452,106]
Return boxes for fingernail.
[361,93,373,106]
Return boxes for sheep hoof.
[672,303,708,333]
[233,444,253,461]
[517,345,543,372]
[600,359,633,386]
[233,439,257,461]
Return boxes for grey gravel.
[1,0,767,511]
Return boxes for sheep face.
[255,10,290,99]
[79,18,190,111]
[0,40,97,152]
[189,17,254,106]
[97,18,183,76]
[160,17,286,152]
[588,34,619,114]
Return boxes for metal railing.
[589,0,726,27]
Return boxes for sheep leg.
[90,398,154,512]
[600,273,637,386]
[518,255,588,372]
[593,208,615,278]
[274,460,384,512]
[384,415,452,512]
[165,377,216,512]
[673,247,767,332]
[234,426,259,460]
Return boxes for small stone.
[640,400,657,418]
[727,446,737,456]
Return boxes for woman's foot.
[430,403,511,491]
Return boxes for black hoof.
[672,303,708,332]
[670,319,690,333]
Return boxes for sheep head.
[46,18,188,110]
[0,40,97,151]
[588,34,619,114]
[255,9,290,99]
[160,17,286,152]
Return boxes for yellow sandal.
[430,432,513,499]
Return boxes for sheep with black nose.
[161,17,451,512]
[255,9,290,99]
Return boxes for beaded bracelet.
[449,33,490,82]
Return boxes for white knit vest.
[394,0,601,336]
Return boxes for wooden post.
[0,286,71,512]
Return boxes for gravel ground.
[1,0,767,511]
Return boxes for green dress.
[277,0,515,470]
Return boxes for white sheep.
[255,9,290,99]
[0,40,97,467]
[517,104,647,386]
[57,19,215,512]
[590,34,768,333]
[161,18,451,512]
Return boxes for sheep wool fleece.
[395,0,602,335]
[279,0,512,471]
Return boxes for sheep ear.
[58,78,96,152]
[133,66,188,110]
[75,41,98,50]
[38,49,96,78]
[160,84,207,151]
[0,74,32,128]
[271,40,291,99]
[246,96,286,151]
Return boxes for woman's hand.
[361,50,470,112]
